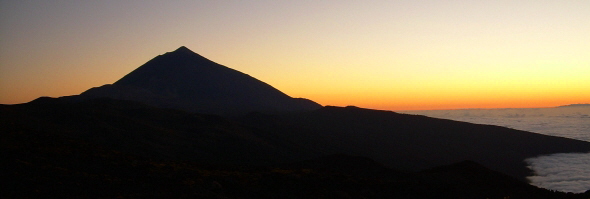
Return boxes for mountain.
[77,46,321,115]
[5,46,590,197]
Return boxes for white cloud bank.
[526,152,590,193]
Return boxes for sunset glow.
[1,1,589,110]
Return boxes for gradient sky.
[1,1,589,110]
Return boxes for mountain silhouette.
[6,46,590,197]
[78,46,321,115]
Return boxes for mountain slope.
[238,105,590,181]
[78,46,320,115]
[4,100,590,198]
[2,97,307,165]
[4,97,590,197]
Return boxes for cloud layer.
[526,153,590,193]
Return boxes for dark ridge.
[27,96,58,104]
[4,98,590,198]
[239,105,590,181]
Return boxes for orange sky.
[1,1,589,110]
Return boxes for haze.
[1,1,589,110]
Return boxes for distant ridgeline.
[558,104,590,108]
[75,46,321,115]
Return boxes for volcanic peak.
[79,46,322,115]
[174,46,193,53]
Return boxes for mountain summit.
[171,46,194,54]
[79,46,321,115]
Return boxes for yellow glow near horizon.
[1,1,589,110]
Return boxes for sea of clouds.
[401,106,590,193]
[526,153,590,193]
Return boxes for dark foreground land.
[2,98,590,198]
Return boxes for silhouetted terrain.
[2,97,304,165]
[239,106,590,182]
[77,46,320,115]
[3,98,590,198]
[3,47,590,198]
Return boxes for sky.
[1,1,589,110]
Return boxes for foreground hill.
[3,98,590,198]
[2,97,303,165]
[239,106,590,181]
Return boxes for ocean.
[400,106,590,193]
